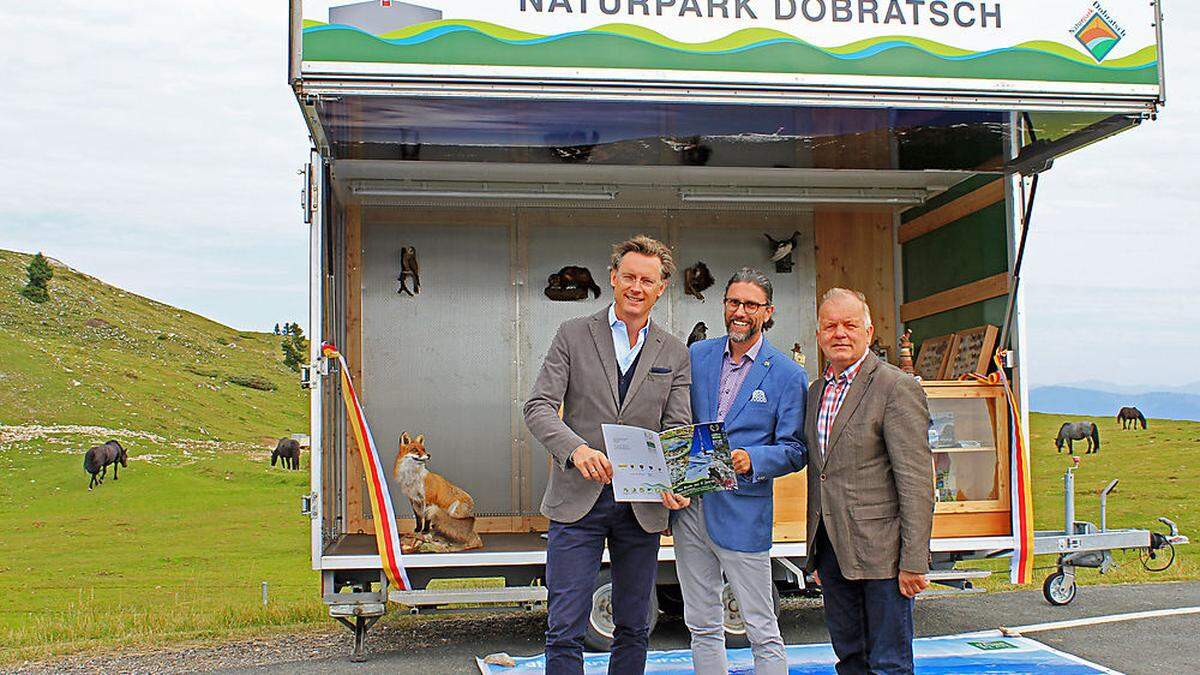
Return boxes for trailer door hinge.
[299,162,317,224]
[301,357,330,389]
[302,492,319,519]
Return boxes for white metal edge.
[298,61,1161,98]
[296,81,1156,115]
[309,150,325,572]
[319,536,1014,570]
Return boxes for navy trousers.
[814,526,915,675]
[545,485,661,675]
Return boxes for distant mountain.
[1030,386,1200,422]
[1052,379,1200,397]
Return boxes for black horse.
[271,437,302,470]
[1055,422,1101,455]
[1117,406,1147,430]
[84,440,128,490]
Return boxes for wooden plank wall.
[813,211,898,352]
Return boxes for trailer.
[288,0,1182,661]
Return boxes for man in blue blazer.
[663,267,808,675]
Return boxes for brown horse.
[271,437,302,470]
[1117,406,1147,430]
[84,440,127,490]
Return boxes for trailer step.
[390,586,548,608]
[927,568,992,582]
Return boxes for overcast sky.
[1,3,1196,389]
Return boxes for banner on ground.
[477,634,1117,674]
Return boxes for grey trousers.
[674,499,787,675]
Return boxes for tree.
[21,252,53,303]
[282,323,308,372]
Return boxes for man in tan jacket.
[525,235,692,674]
[805,288,933,674]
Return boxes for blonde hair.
[819,287,873,328]
[610,235,676,281]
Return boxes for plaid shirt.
[817,351,869,459]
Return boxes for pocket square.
[750,389,768,403]
[650,367,672,374]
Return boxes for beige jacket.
[524,307,692,533]
[804,351,934,579]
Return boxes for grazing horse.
[84,440,128,490]
[1117,406,1147,430]
[271,437,302,470]
[1056,422,1101,455]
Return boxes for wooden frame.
[944,324,1000,380]
[914,333,954,380]
[898,272,1009,323]
[924,381,1011,527]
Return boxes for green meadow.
[0,248,1196,663]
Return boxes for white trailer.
[288,0,1183,660]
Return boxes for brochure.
[601,422,737,502]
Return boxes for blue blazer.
[684,336,808,552]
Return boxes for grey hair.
[725,267,775,332]
[818,287,873,328]
[610,235,676,281]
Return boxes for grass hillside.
[973,412,1200,590]
[0,250,318,663]
[0,250,305,441]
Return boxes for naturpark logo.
[1072,3,1126,63]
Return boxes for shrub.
[227,374,277,391]
[20,252,53,303]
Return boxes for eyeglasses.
[723,298,769,314]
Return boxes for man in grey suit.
[525,235,692,674]
[805,288,934,674]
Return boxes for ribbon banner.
[967,352,1034,584]
[323,343,411,591]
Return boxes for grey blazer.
[804,351,935,580]
[524,307,692,533]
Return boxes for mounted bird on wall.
[397,246,420,296]
[765,231,800,273]
[683,261,715,301]
[545,265,602,301]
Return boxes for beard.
[727,319,759,344]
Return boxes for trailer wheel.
[1043,572,1076,606]
[724,582,781,648]
[584,569,660,652]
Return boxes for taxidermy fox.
[393,432,482,550]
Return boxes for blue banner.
[477,634,1115,674]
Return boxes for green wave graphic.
[301,24,1158,84]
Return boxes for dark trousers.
[545,485,661,675]
[815,526,915,675]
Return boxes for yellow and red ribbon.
[965,352,1035,585]
[323,343,411,591]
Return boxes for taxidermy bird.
[683,261,715,301]
[397,246,420,296]
[765,231,800,273]
[687,321,708,347]
[766,231,800,263]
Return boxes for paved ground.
[18,581,1200,674]
[238,581,1200,674]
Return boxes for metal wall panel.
[667,215,818,384]
[519,214,664,512]
[353,208,818,522]
[362,218,516,516]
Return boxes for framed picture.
[945,324,1000,380]
[914,334,955,380]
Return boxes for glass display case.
[923,381,1010,516]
